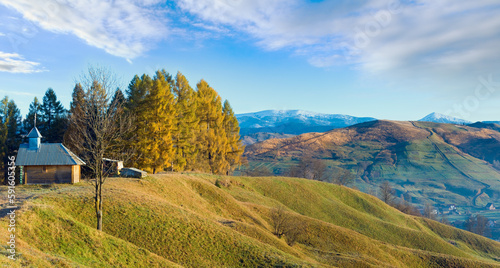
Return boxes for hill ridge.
[242,120,500,231]
[2,174,500,267]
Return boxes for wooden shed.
[15,127,85,184]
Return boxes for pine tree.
[138,70,177,173]
[0,97,22,182]
[40,88,67,142]
[6,100,21,153]
[172,72,198,171]
[64,83,86,154]
[126,75,148,113]
[0,98,8,176]
[23,97,42,135]
[222,100,244,175]
[195,80,228,174]
[109,88,125,115]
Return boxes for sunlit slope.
[244,120,500,206]
[1,174,500,267]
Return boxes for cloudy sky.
[1,0,499,121]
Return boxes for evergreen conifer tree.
[64,83,85,154]
[23,97,42,135]
[40,88,67,142]
[0,97,22,182]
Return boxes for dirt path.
[0,184,79,218]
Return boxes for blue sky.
[1,0,500,122]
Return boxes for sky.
[0,0,500,122]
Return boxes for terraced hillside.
[1,174,500,267]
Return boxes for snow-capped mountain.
[236,110,376,135]
[418,112,471,124]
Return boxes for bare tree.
[393,200,422,217]
[475,214,489,236]
[440,215,451,225]
[287,156,327,180]
[379,181,395,205]
[67,66,134,231]
[283,217,308,246]
[464,214,490,236]
[269,205,308,246]
[310,158,326,180]
[465,215,475,232]
[423,203,436,220]
[331,168,355,186]
[270,205,289,238]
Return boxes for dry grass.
[1,173,499,267]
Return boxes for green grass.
[2,174,499,267]
[242,121,500,231]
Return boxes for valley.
[239,120,500,240]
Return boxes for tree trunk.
[97,209,103,231]
[95,175,103,231]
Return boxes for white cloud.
[0,51,42,73]
[0,89,36,96]
[3,0,500,80]
[177,0,500,75]
[0,0,168,60]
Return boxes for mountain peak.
[418,112,470,124]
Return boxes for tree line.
[0,88,67,181]
[1,68,244,183]
[115,70,244,175]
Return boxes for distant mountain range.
[236,110,497,145]
[236,110,376,136]
[236,110,476,136]
[243,120,500,209]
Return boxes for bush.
[270,205,308,246]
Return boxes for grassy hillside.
[1,174,500,267]
[242,121,500,208]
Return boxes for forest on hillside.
[0,68,244,182]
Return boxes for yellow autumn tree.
[195,79,228,174]
[172,72,198,171]
[124,70,243,174]
[222,100,244,175]
[139,70,176,173]
[126,74,153,170]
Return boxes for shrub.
[270,205,308,246]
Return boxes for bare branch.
[67,66,135,231]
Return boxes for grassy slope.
[1,174,499,267]
[242,120,500,207]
